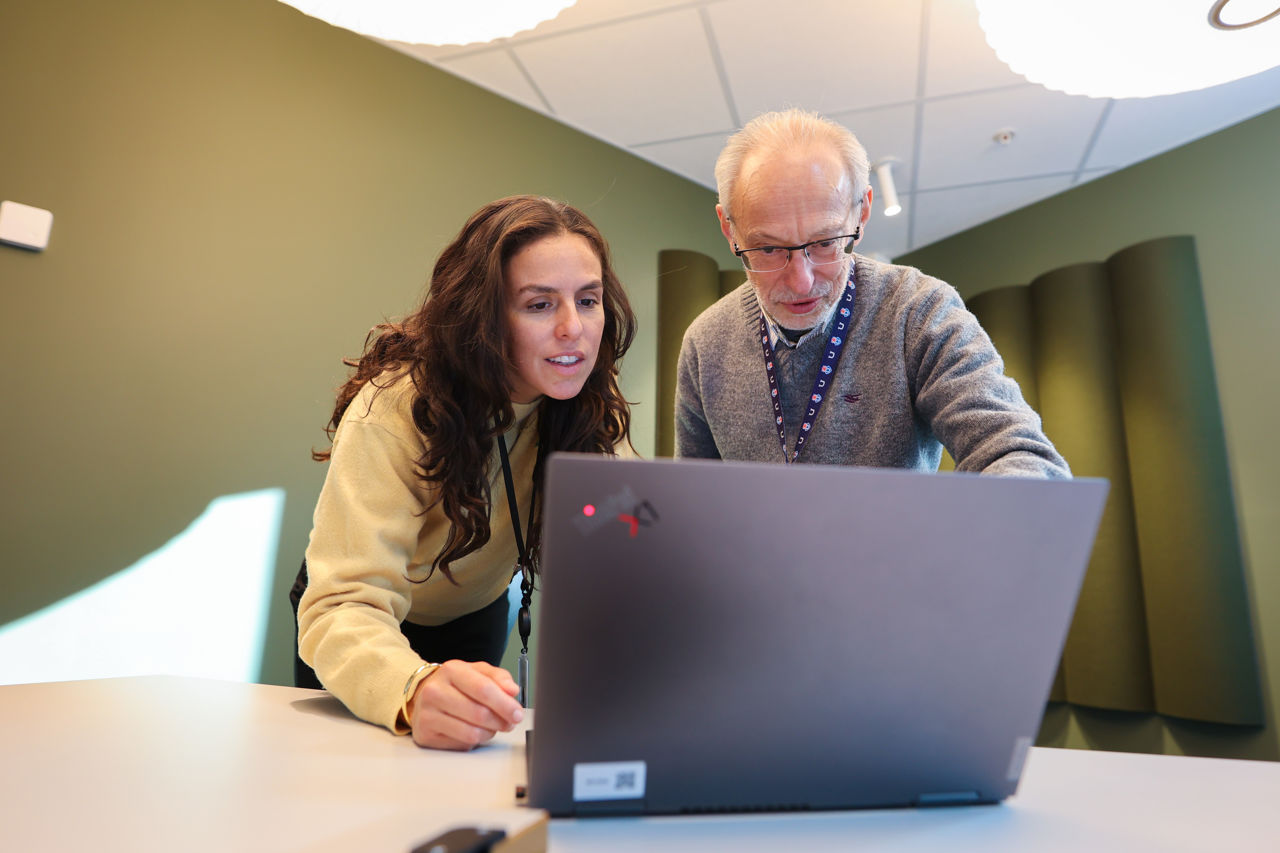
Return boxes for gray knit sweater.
[675,255,1070,478]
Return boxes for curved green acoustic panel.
[1106,236,1262,725]
[967,284,1059,697]
[720,268,747,298]
[966,237,1261,725]
[656,238,1261,725]
[1030,262,1154,713]
[967,284,1040,410]
[657,250,724,458]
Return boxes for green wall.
[0,0,734,686]
[899,106,1280,761]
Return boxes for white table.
[3,677,1277,851]
[0,676,540,852]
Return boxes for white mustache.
[786,285,831,302]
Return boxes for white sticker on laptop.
[1006,735,1033,781]
[573,761,647,801]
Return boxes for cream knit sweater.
[298,370,539,733]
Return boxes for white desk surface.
[2,676,1278,852]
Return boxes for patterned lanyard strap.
[759,277,856,464]
[497,432,536,707]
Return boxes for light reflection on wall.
[0,489,284,686]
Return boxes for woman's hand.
[406,660,524,750]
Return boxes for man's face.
[719,145,869,332]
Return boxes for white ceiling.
[377,0,1280,259]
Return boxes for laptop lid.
[527,455,1108,817]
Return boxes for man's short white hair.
[715,108,870,221]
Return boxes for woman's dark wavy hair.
[314,195,636,583]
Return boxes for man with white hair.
[675,108,1068,476]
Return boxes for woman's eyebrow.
[515,280,603,295]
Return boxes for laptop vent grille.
[678,802,813,815]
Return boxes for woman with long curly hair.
[292,195,635,750]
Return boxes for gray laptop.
[527,454,1107,817]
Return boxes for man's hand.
[406,660,523,750]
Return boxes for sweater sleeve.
[904,280,1071,479]
[297,391,434,734]
[674,326,722,459]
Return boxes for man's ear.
[854,186,873,245]
[716,204,734,245]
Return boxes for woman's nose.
[556,303,583,338]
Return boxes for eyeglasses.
[732,231,859,273]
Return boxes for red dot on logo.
[583,504,596,517]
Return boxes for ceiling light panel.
[976,0,1280,98]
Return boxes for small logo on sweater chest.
[843,393,862,404]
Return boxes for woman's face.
[504,232,606,404]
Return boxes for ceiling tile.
[828,102,918,194]
[859,203,911,261]
[503,0,702,39]
[632,133,730,189]
[1071,168,1114,188]
[368,1,1280,258]
[375,0,697,62]
[708,0,922,118]
[910,175,1074,248]
[918,86,1107,188]
[1086,66,1280,170]
[513,9,734,145]
[923,0,1026,97]
[434,49,547,113]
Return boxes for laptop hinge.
[916,791,982,806]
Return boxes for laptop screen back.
[528,455,1107,817]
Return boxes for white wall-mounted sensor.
[0,200,54,251]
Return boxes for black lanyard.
[497,432,535,707]
[759,275,856,464]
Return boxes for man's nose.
[778,250,816,293]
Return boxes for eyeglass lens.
[744,237,850,272]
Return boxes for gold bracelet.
[400,662,441,730]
